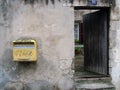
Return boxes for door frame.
[74,6,110,76]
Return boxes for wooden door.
[83,10,109,75]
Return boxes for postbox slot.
[13,42,35,48]
[13,42,34,45]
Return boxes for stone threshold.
[74,76,115,90]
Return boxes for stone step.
[75,83,115,90]
[74,77,112,83]
[74,77,115,90]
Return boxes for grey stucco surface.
[0,0,74,89]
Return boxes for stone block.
[109,30,117,49]
[110,21,120,32]
[4,82,24,90]
[111,7,120,21]
[57,76,74,90]
[24,80,55,90]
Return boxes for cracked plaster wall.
[0,0,74,89]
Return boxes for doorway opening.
[74,7,110,78]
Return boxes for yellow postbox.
[13,39,37,62]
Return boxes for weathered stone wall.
[74,0,119,90]
[0,0,74,89]
[110,0,120,90]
